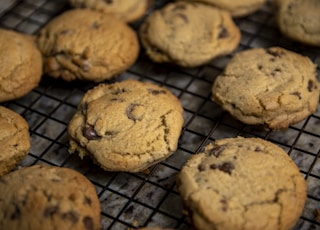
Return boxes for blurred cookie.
[0,165,101,230]
[212,47,319,129]
[0,29,42,102]
[177,137,307,230]
[182,0,266,17]
[274,0,320,47]
[68,79,184,172]
[0,106,30,177]
[36,9,139,82]
[69,0,153,23]
[139,1,240,67]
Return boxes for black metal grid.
[1,0,319,229]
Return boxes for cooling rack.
[0,0,319,229]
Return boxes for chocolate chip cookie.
[36,9,139,82]
[68,79,184,172]
[0,106,30,177]
[212,47,319,129]
[69,0,153,23]
[0,29,42,102]
[182,0,266,17]
[139,1,241,68]
[275,0,320,47]
[177,137,307,230]
[0,165,101,230]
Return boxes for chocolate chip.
[104,0,113,3]
[271,68,281,76]
[220,198,228,212]
[291,92,302,99]
[44,206,59,217]
[218,25,229,39]
[210,162,234,175]
[83,216,94,230]
[84,196,92,206]
[308,80,316,92]
[147,89,167,95]
[198,164,205,171]
[126,104,141,121]
[208,145,224,157]
[82,125,101,140]
[10,205,21,220]
[61,211,79,224]
[257,64,263,70]
[254,146,263,152]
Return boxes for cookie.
[68,79,184,172]
[0,29,42,102]
[36,9,139,82]
[139,1,240,68]
[177,137,307,230]
[0,106,30,177]
[211,47,319,130]
[274,0,320,47]
[69,0,153,23]
[182,0,266,17]
[0,165,100,230]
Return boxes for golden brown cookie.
[68,79,184,172]
[139,1,240,67]
[0,165,101,230]
[69,0,153,22]
[0,106,30,177]
[36,9,139,82]
[177,137,307,230]
[274,0,320,47]
[0,29,42,102]
[211,47,319,129]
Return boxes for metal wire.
[0,0,319,229]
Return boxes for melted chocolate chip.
[254,146,263,152]
[126,104,141,121]
[104,0,113,3]
[308,80,316,92]
[44,206,59,217]
[208,145,224,157]
[84,196,92,206]
[258,64,263,70]
[82,125,101,140]
[291,92,302,100]
[147,89,167,95]
[83,216,94,230]
[218,25,229,39]
[61,211,79,224]
[198,164,205,172]
[210,162,234,175]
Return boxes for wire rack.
[0,0,319,229]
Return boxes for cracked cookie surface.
[69,0,153,23]
[211,47,319,129]
[181,0,266,17]
[0,29,42,102]
[36,9,139,82]
[0,165,101,230]
[68,79,184,172]
[275,0,320,47]
[177,137,307,230]
[139,1,240,67]
[0,106,30,177]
